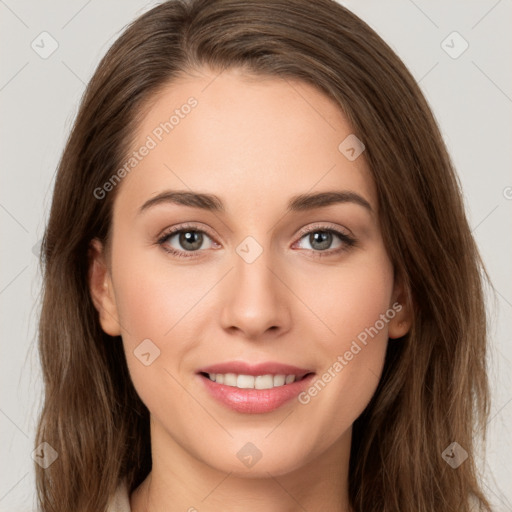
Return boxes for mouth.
[198,371,313,390]
[196,361,316,414]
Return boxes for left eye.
[295,229,346,251]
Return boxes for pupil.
[180,231,203,251]
[311,231,331,250]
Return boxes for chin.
[196,437,316,478]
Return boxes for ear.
[388,273,413,339]
[88,238,122,336]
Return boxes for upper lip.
[197,361,314,379]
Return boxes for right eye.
[157,224,218,258]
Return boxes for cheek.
[298,247,394,347]
[110,244,220,403]
[113,257,196,422]
[111,245,205,342]
[293,250,394,433]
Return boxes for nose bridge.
[219,233,289,337]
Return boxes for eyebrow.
[138,189,373,214]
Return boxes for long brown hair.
[35,0,492,510]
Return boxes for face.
[89,67,411,478]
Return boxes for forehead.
[113,68,376,219]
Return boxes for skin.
[89,67,411,512]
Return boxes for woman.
[35,0,492,510]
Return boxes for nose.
[219,242,292,341]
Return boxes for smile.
[196,361,315,414]
[203,372,300,389]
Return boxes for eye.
[293,224,356,257]
[156,223,356,259]
[157,224,217,258]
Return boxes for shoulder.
[106,479,131,512]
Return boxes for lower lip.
[198,373,316,414]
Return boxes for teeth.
[224,373,237,386]
[255,375,273,389]
[237,374,254,388]
[207,373,297,389]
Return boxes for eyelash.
[156,223,356,259]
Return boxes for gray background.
[1,0,511,510]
